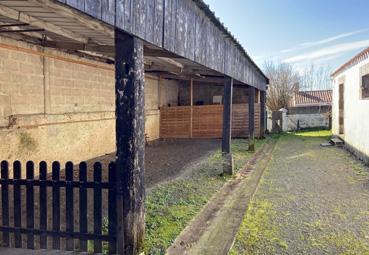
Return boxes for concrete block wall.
[0,37,45,118]
[0,36,179,164]
[178,82,250,106]
[47,54,115,114]
[145,77,179,141]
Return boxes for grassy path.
[144,139,267,254]
[167,141,276,255]
[231,131,369,255]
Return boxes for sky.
[203,0,369,75]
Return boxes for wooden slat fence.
[0,160,117,254]
[160,104,261,139]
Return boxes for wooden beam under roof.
[43,41,182,59]
[26,0,114,39]
[0,4,88,44]
[43,41,114,53]
[144,48,182,58]
[154,73,235,85]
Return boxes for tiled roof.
[294,90,332,106]
[331,47,369,77]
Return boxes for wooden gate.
[0,160,117,254]
[160,104,260,139]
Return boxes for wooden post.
[190,78,193,138]
[222,77,233,174]
[115,29,145,255]
[248,87,255,151]
[260,90,266,138]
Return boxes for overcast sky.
[203,0,369,74]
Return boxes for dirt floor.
[86,139,220,189]
[231,131,369,254]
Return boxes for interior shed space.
[0,35,181,165]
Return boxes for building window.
[362,74,369,99]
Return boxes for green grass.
[230,129,369,255]
[144,138,268,254]
[291,129,332,139]
[229,200,288,255]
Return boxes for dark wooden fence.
[0,160,117,254]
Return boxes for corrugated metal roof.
[331,47,369,77]
[294,90,332,106]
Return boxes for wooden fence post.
[190,78,193,138]
[248,87,255,151]
[260,90,266,138]
[115,29,145,255]
[222,77,233,174]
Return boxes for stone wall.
[0,36,179,164]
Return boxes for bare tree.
[300,64,332,91]
[263,61,300,111]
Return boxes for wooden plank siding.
[55,0,268,90]
[160,104,261,139]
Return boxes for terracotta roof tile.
[331,47,369,77]
[294,90,332,106]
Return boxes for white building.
[286,90,332,130]
[331,47,369,164]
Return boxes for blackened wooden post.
[248,87,256,151]
[108,162,117,254]
[222,77,233,174]
[189,78,193,138]
[115,29,146,255]
[260,90,266,138]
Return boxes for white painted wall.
[284,113,329,131]
[332,57,369,160]
[267,109,329,132]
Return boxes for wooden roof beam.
[145,56,184,72]
[143,48,181,58]
[0,4,88,44]
[44,41,114,53]
[155,73,229,85]
[27,0,114,39]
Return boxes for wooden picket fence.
[0,160,117,254]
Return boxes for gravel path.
[231,131,369,254]
[83,139,220,189]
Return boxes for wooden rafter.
[0,4,88,43]
[26,0,114,39]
